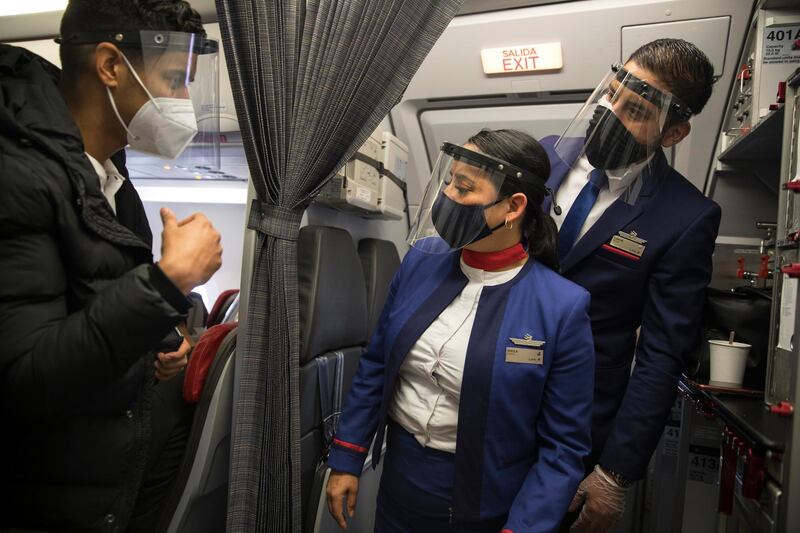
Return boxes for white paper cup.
[709,340,751,387]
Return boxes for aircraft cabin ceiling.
[460,0,577,15]
[0,0,218,41]
[3,0,797,41]
[0,0,576,42]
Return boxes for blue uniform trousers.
[375,421,505,533]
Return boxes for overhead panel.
[459,0,578,16]
[419,103,583,170]
[394,1,755,205]
[9,37,60,65]
[621,16,732,77]
[0,0,218,42]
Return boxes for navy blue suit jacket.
[540,136,721,480]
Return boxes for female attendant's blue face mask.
[430,191,504,249]
[408,141,538,254]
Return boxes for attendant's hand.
[158,208,222,295]
[155,337,190,381]
[569,465,626,532]
[326,471,359,529]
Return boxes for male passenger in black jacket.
[0,1,222,531]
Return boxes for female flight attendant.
[326,129,595,533]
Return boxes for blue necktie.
[557,169,608,261]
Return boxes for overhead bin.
[419,102,583,167]
[622,16,732,78]
[317,130,410,221]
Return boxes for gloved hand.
[569,464,626,532]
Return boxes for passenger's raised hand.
[158,208,222,295]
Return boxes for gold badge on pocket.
[505,347,544,365]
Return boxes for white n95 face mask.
[107,52,198,159]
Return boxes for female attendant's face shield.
[57,30,221,168]
[554,63,692,171]
[407,142,537,254]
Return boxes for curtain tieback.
[247,200,303,241]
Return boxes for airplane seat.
[183,323,238,405]
[298,226,368,533]
[220,292,240,324]
[357,239,400,337]
[206,289,239,327]
[186,292,209,334]
[155,326,239,533]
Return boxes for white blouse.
[388,258,524,453]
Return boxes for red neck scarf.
[461,243,528,271]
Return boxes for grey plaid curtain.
[214,1,463,531]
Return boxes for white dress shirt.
[388,258,524,453]
[84,153,126,214]
[550,154,653,239]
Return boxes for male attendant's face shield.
[408,142,537,254]
[554,63,692,171]
[57,30,220,166]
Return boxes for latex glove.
[155,337,190,381]
[326,471,359,529]
[569,465,626,532]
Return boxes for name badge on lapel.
[506,334,545,365]
[604,230,647,259]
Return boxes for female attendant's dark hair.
[467,128,558,270]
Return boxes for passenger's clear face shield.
[57,30,220,168]
[554,63,692,171]
[408,142,533,254]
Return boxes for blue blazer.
[540,136,721,481]
[328,247,595,533]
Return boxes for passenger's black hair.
[467,129,558,271]
[627,38,715,117]
[59,0,204,86]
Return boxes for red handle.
[758,255,770,279]
[741,448,765,500]
[737,64,751,80]
[719,428,736,514]
[770,401,794,417]
[737,256,746,279]
[777,81,787,104]
[781,263,800,278]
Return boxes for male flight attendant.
[540,39,721,532]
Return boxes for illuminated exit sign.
[480,42,563,74]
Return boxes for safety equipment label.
[763,25,800,65]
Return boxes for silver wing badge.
[509,334,546,347]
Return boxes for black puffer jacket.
[0,45,188,532]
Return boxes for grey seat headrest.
[358,239,400,336]
[298,226,368,364]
